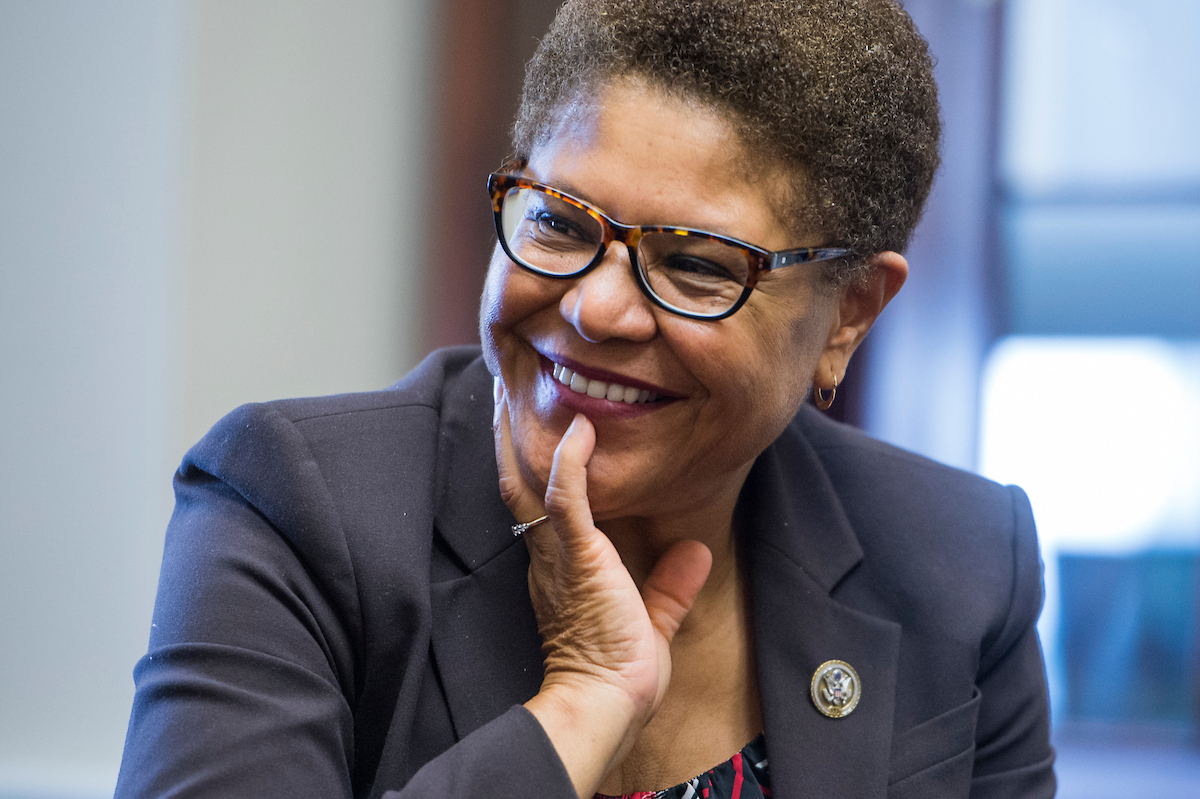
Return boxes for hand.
[493,378,712,797]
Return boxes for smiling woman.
[115,2,1054,798]
[481,79,884,524]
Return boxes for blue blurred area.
[1005,203,1200,337]
[1055,741,1200,799]
[1059,552,1198,724]
[993,0,1200,794]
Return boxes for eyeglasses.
[487,166,853,320]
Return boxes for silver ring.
[512,515,549,537]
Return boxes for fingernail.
[567,413,586,434]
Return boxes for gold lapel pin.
[811,660,861,718]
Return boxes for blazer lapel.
[743,425,901,799]
[429,541,544,739]
[427,359,545,740]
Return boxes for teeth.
[551,363,660,404]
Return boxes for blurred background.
[0,0,1197,796]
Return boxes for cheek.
[783,306,830,392]
[763,310,830,421]
[709,294,831,433]
[480,252,559,383]
[479,248,513,375]
[480,248,568,354]
[479,253,567,496]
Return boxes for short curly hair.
[512,0,941,284]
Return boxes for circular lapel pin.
[810,660,861,718]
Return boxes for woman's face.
[481,79,842,520]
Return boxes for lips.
[552,362,662,404]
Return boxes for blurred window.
[984,0,1200,739]
[979,338,1200,727]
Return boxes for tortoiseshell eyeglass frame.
[487,162,855,321]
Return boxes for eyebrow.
[522,166,590,206]
[527,169,752,240]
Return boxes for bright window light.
[978,337,1200,717]
[979,337,1200,554]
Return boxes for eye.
[661,254,740,283]
[527,210,588,240]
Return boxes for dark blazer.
[116,347,1055,799]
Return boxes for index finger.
[542,413,598,550]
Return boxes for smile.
[551,362,662,404]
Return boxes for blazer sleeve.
[968,485,1056,799]
[114,402,575,799]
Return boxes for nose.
[559,242,658,343]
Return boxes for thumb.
[641,540,713,645]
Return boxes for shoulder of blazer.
[166,346,491,795]
[181,347,492,586]
[788,404,1041,666]
[792,403,1024,548]
[184,345,485,519]
[792,404,993,493]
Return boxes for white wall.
[0,2,431,796]
[180,0,430,449]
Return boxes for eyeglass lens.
[499,186,752,317]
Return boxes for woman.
[117,1,1054,797]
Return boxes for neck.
[593,465,763,795]
[596,461,750,599]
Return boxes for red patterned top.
[594,735,769,799]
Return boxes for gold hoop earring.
[814,374,838,411]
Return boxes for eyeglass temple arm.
[768,247,854,270]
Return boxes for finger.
[493,376,546,522]
[641,540,713,645]
[542,414,598,548]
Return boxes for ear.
[814,251,908,390]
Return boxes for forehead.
[526,78,800,248]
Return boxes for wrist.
[525,678,645,799]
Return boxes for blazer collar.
[428,357,543,739]
[741,421,901,799]
[428,362,900,797]
[739,414,864,591]
[431,357,517,571]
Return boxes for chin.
[578,459,685,522]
